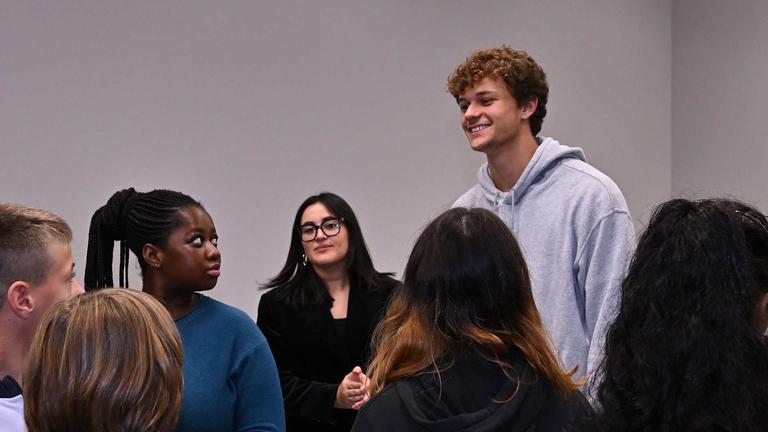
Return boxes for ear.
[520,97,538,120]
[4,281,34,319]
[142,243,164,270]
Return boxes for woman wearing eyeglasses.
[258,192,398,432]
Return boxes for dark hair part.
[368,208,579,397]
[593,198,768,431]
[262,192,390,306]
[0,203,72,308]
[447,46,549,136]
[84,188,202,290]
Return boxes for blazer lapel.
[345,285,380,368]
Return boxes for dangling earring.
[302,254,308,266]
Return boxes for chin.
[468,138,490,152]
[197,280,218,292]
[312,258,345,269]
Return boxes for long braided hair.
[84,188,202,290]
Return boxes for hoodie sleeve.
[575,209,635,383]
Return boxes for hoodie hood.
[393,351,553,432]
[477,137,585,206]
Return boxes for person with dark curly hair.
[448,47,635,385]
[590,198,768,431]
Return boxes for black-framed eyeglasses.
[299,217,345,242]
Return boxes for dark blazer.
[257,276,397,432]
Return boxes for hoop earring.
[302,254,308,267]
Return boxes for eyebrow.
[473,91,498,97]
[458,91,498,102]
[301,216,339,226]
[187,227,217,235]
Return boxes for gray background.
[0,0,761,318]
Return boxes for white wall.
[672,0,768,211]
[0,0,672,318]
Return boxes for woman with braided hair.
[589,199,768,432]
[85,188,285,432]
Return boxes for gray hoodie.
[453,137,635,383]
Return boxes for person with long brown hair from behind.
[352,208,591,432]
[23,289,183,432]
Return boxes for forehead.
[301,203,334,224]
[45,242,73,277]
[460,76,511,99]
[173,206,215,232]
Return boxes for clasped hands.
[334,366,369,410]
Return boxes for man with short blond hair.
[0,202,84,430]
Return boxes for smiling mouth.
[469,125,490,134]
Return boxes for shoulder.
[190,295,265,342]
[198,295,254,324]
[0,394,25,432]
[358,275,399,308]
[356,384,404,426]
[548,389,594,429]
[376,274,400,293]
[258,287,284,310]
[453,183,487,209]
[366,382,400,405]
[257,287,298,322]
[555,158,628,212]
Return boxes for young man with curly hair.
[448,47,635,386]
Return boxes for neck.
[485,133,538,192]
[143,273,198,320]
[314,264,350,295]
[0,323,29,385]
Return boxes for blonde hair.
[0,202,71,307]
[23,289,184,432]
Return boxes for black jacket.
[352,349,592,432]
[257,276,397,432]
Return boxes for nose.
[72,280,85,296]
[206,242,221,261]
[464,102,480,120]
